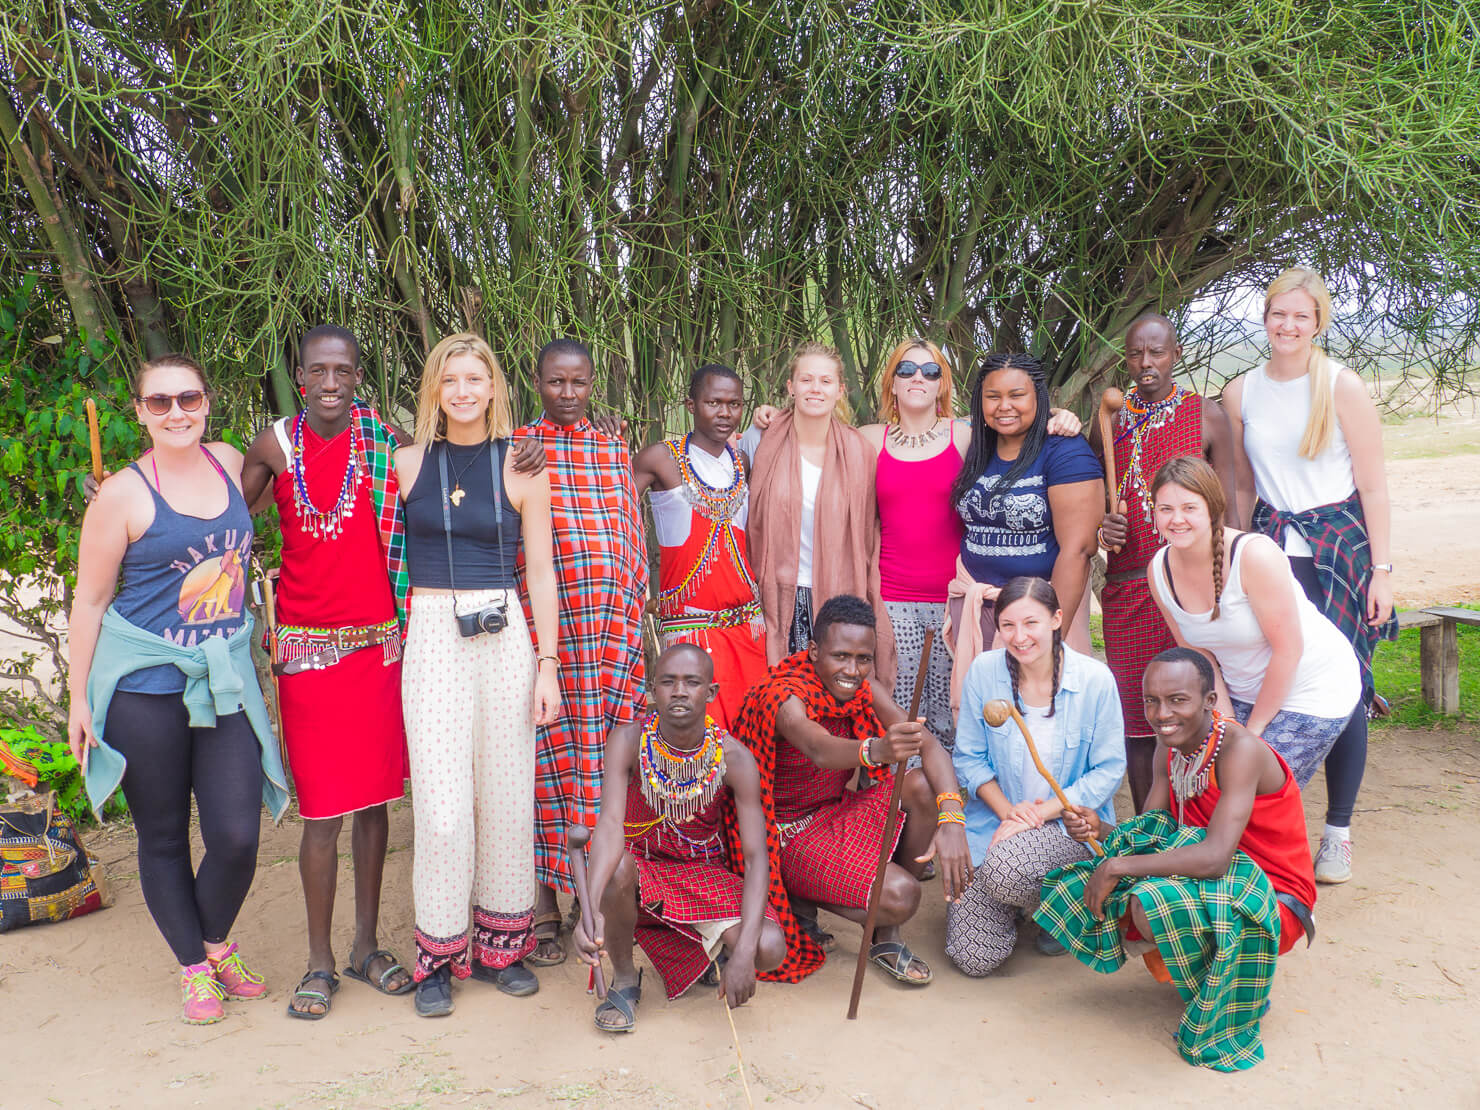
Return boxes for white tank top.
[1149,535,1360,718]
[797,457,822,589]
[1240,361,1356,557]
[650,440,747,546]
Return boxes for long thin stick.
[566,823,607,999]
[260,569,288,768]
[846,627,934,1020]
[984,699,1104,857]
[1098,388,1124,552]
[721,985,757,1109]
[85,398,103,483]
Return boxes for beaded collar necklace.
[1116,385,1190,530]
[290,411,362,539]
[1170,709,1226,823]
[888,418,942,449]
[674,434,747,522]
[636,712,727,823]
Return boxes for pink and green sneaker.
[180,962,226,1025]
[207,942,269,1000]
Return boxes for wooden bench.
[1397,607,1478,714]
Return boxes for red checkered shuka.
[516,417,649,892]
[728,651,889,982]
[1104,391,1202,737]
[624,772,779,999]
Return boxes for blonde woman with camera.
[393,333,560,1017]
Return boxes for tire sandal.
[868,940,933,986]
[797,914,836,952]
[593,969,642,1034]
[527,912,567,967]
[343,949,414,996]
[286,969,340,1020]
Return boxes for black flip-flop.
[286,969,340,1020]
[593,969,642,1034]
[343,948,414,996]
[868,940,932,986]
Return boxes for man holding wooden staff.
[572,644,788,1033]
[1089,314,1238,810]
[732,594,970,987]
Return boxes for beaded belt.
[659,600,763,636]
[775,811,820,848]
[273,618,402,676]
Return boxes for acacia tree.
[2,0,1477,435]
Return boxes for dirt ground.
[3,412,1478,1109]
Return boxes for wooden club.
[85,398,103,483]
[1097,387,1125,553]
[846,627,934,1020]
[982,698,1104,857]
[566,823,608,999]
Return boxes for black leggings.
[105,690,264,966]
[1288,556,1368,826]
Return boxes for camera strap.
[437,440,508,604]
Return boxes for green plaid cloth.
[1034,811,1280,1072]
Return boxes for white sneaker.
[1314,835,1352,884]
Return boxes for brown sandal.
[525,911,567,967]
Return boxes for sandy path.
[3,723,1478,1108]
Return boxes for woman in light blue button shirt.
[946,577,1126,976]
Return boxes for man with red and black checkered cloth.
[573,643,789,1032]
[733,594,972,987]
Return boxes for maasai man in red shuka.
[516,338,648,967]
[634,364,767,731]
[732,594,972,988]
[571,644,789,1032]
[1089,315,1238,811]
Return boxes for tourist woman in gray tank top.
[68,354,286,1027]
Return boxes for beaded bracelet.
[858,738,877,769]
[935,791,963,809]
[936,810,966,826]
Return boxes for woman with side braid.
[1145,457,1360,792]
[947,577,1125,976]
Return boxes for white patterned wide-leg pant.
[402,589,537,981]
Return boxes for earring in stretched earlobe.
[299,386,307,398]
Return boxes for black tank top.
[403,439,521,589]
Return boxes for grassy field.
[1372,606,1480,730]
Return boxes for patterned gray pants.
[945,825,1091,977]
[885,600,955,752]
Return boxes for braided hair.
[1150,456,1230,620]
[950,352,1053,508]
[993,576,1064,718]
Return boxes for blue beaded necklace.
[290,411,361,539]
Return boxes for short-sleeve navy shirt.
[955,434,1102,585]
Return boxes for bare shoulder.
[504,449,550,510]
[857,422,887,452]
[1332,365,1375,408]
[605,719,642,767]
[204,440,245,480]
[1220,374,1245,412]
[245,421,287,472]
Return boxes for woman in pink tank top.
[859,339,969,747]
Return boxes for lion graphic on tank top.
[177,548,246,625]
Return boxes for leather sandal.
[593,969,642,1033]
[868,940,932,986]
[526,911,567,967]
[286,969,340,1021]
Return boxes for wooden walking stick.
[85,398,103,484]
[982,698,1104,857]
[566,823,608,999]
[258,567,288,767]
[1097,388,1124,552]
[846,627,934,1020]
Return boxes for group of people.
[66,266,1395,1070]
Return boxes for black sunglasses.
[137,391,207,415]
[895,360,943,381]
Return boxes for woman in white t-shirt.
[1221,268,1394,883]
[1146,457,1361,836]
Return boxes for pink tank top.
[876,426,966,602]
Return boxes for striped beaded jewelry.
[1170,710,1226,822]
[670,434,747,522]
[1116,385,1189,529]
[637,712,726,823]
[290,411,361,539]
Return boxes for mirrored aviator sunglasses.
[139,390,207,415]
[895,360,943,381]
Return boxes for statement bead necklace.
[636,712,726,823]
[673,434,747,522]
[1117,385,1190,529]
[888,418,941,449]
[1170,710,1226,823]
[290,412,361,539]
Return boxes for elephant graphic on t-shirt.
[990,492,1048,530]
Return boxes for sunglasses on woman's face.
[137,391,206,415]
[895,360,943,381]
